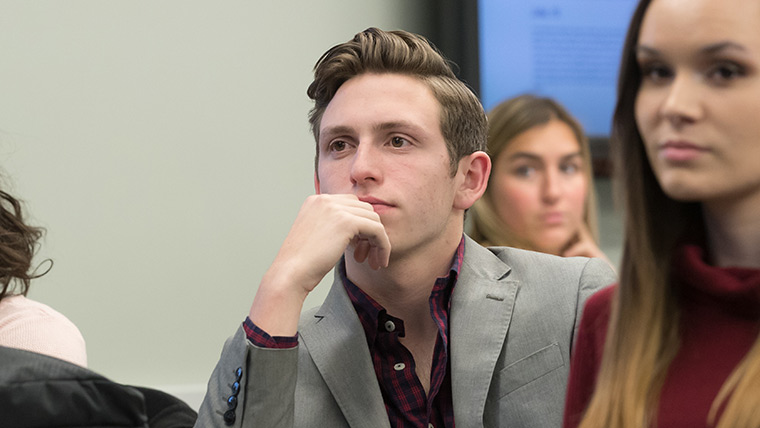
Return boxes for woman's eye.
[640,62,673,84]
[707,62,745,83]
[390,136,409,148]
[561,163,580,175]
[513,165,536,178]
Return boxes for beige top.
[0,294,87,367]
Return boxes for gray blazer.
[195,236,615,428]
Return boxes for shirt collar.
[342,235,465,346]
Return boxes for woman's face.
[490,119,588,255]
[635,0,760,211]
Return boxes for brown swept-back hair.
[0,189,45,301]
[577,0,760,427]
[306,27,487,176]
[468,94,599,252]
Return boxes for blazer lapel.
[450,236,517,426]
[299,275,391,428]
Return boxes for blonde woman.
[469,94,608,262]
[564,0,760,426]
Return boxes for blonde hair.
[468,94,599,253]
[577,0,760,427]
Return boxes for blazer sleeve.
[195,325,298,428]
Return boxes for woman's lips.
[659,140,709,163]
[541,212,565,225]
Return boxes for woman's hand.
[561,223,614,269]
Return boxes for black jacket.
[0,346,196,428]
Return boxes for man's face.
[315,73,463,260]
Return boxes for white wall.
[1,0,433,407]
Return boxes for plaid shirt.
[244,237,464,428]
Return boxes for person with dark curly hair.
[0,190,200,426]
[0,187,87,367]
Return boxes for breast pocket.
[497,342,564,398]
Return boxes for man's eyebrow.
[321,121,428,143]
[320,125,354,141]
[374,121,425,133]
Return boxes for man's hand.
[249,194,391,336]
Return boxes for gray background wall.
[1,1,621,409]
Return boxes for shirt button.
[394,362,406,371]
[384,320,396,332]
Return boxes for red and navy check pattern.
[243,317,298,349]
[343,237,464,428]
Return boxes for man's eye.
[390,136,409,148]
[330,141,347,152]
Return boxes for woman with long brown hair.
[469,94,609,262]
[0,186,87,366]
[564,0,760,426]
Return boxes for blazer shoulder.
[486,245,589,276]
[485,246,616,294]
[488,245,573,264]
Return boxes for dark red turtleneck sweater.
[563,244,760,428]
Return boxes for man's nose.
[350,143,381,185]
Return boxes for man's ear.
[453,151,491,210]
[314,172,321,194]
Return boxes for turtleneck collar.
[672,243,760,317]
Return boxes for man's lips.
[358,196,394,212]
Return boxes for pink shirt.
[0,295,87,367]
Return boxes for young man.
[195,28,615,428]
